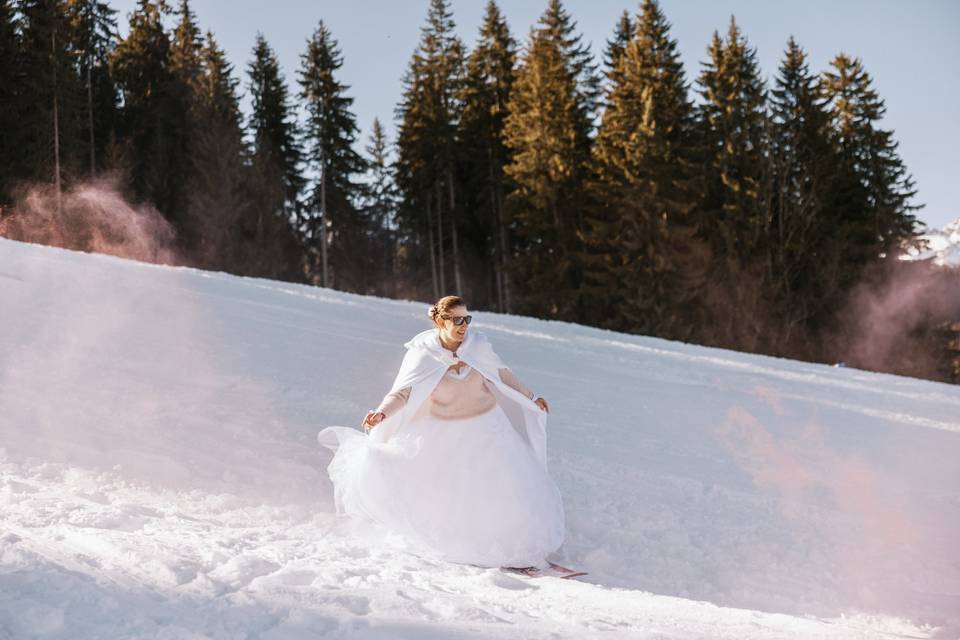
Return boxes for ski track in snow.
[1,237,958,639]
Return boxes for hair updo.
[428,295,466,323]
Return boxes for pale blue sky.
[112,0,960,229]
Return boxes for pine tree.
[165,0,202,228]
[768,36,841,335]
[64,0,118,176]
[298,19,365,289]
[694,17,772,350]
[394,0,465,299]
[602,10,632,92]
[538,0,600,123]
[457,0,516,311]
[363,118,397,233]
[18,0,84,200]
[357,117,399,295]
[586,0,704,338]
[195,31,240,130]
[502,0,597,320]
[248,33,302,218]
[111,0,183,219]
[0,1,21,203]
[183,30,246,269]
[821,52,919,288]
[696,17,770,266]
[168,0,201,93]
[394,53,434,298]
[246,31,303,279]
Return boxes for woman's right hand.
[362,410,385,430]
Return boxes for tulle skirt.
[318,403,565,568]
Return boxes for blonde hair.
[428,295,466,324]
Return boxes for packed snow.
[1,236,958,639]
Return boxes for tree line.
[1,0,934,375]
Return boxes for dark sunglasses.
[444,315,473,326]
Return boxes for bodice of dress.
[375,361,535,420]
[426,365,497,420]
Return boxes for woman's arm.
[366,346,421,427]
[364,387,411,429]
[497,367,549,412]
[375,386,411,418]
[497,367,535,400]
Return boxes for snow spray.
[831,260,960,381]
[0,179,179,265]
[711,386,958,631]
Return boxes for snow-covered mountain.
[1,236,958,639]
[902,217,960,267]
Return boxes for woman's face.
[437,305,469,343]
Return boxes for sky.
[110,0,960,230]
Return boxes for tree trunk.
[446,168,462,295]
[488,154,504,312]
[492,196,503,311]
[86,61,95,175]
[256,206,264,253]
[497,181,511,313]
[52,29,61,214]
[436,184,446,294]
[451,218,461,295]
[320,153,329,288]
[426,197,438,299]
[388,228,397,298]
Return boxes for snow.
[1,235,958,639]
[901,217,960,267]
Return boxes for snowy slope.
[1,236,958,640]
[902,218,960,267]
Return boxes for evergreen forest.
[3,0,956,382]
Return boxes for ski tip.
[501,562,589,580]
[546,561,589,579]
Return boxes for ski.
[501,561,588,580]
[546,560,588,579]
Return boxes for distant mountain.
[901,217,960,267]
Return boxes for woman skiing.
[318,295,565,571]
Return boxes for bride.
[317,295,565,570]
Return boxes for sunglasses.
[443,315,473,326]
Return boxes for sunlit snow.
[1,237,957,639]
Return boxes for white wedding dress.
[319,363,565,568]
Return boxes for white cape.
[316,328,564,567]
[318,328,549,469]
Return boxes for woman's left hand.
[535,397,549,413]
